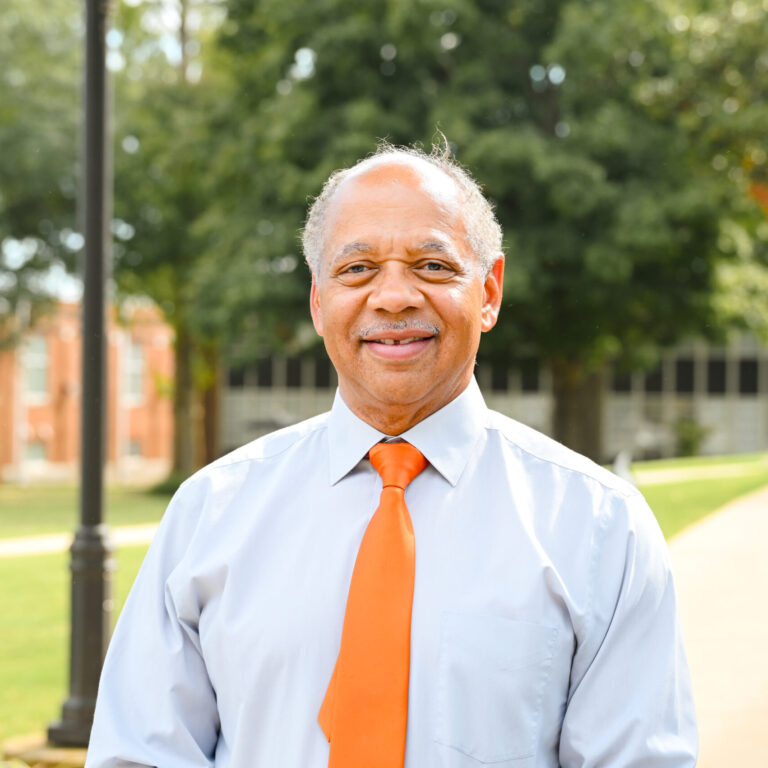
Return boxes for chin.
[371,382,429,406]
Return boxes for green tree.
[202,0,768,459]
[0,0,82,344]
[111,0,230,473]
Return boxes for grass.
[631,450,768,472]
[0,455,766,742]
[632,451,768,538]
[639,473,768,539]
[0,486,171,539]
[0,545,148,743]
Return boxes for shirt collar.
[327,377,488,487]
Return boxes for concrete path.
[668,484,768,768]
[0,523,158,558]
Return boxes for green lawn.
[0,486,171,539]
[639,472,768,539]
[631,450,768,472]
[632,451,768,538]
[0,457,766,742]
[0,545,148,743]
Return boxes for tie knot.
[369,442,428,490]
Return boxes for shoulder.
[159,410,331,536]
[484,408,637,499]
[204,409,330,472]
[481,407,660,548]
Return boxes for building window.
[644,364,663,393]
[739,359,759,395]
[257,357,273,388]
[491,363,508,392]
[612,370,632,393]
[23,335,49,400]
[124,340,145,403]
[228,366,246,388]
[315,357,332,389]
[25,441,47,461]
[707,358,726,395]
[675,358,695,394]
[519,359,540,393]
[286,357,302,388]
[126,439,143,457]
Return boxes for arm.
[86,482,220,768]
[559,492,698,767]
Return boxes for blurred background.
[1,0,767,763]
[3,0,768,482]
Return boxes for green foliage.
[673,416,710,457]
[0,0,82,342]
[201,0,768,368]
[4,0,768,407]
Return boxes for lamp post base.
[47,695,96,747]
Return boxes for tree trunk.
[199,341,220,466]
[550,359,606,463]
[172,318,195,477]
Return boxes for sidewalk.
[0,523,158,558]
[668,484,768,768]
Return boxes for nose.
[367,264,425,314]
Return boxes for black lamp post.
[48,0,114,747]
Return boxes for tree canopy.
[204,0,768,363]
[0,0,82,343]
[189,0,768,455]
[4,0,768,461]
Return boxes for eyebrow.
[337,242,372,258]
[416,240,450,253]
[331,238,454,265]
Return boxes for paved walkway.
[0,523,158,558]
[668,484,768,767]
[2,485,767,766]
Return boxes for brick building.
[0,300,174,483]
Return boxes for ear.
[310,276,324,336]
[480,255,504,333]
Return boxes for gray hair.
[302,141,503,276]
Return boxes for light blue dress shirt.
[86,378,697,767]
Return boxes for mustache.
[356,320,440,339]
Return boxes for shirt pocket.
[434,611,558,764]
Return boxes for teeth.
[377,337,421,345]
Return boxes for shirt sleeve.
[85,480,220,768]
[559,491,698,768]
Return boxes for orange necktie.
[319,441,428,768]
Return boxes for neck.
[339,373,472,435]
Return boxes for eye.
[336,262,375,283]
[417,260,456,279]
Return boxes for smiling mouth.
[372,337,428,345]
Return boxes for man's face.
[310,159,504,433]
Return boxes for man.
[86,144,697,767]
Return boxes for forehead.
[323,159,466,246]
[336,156,463,211]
